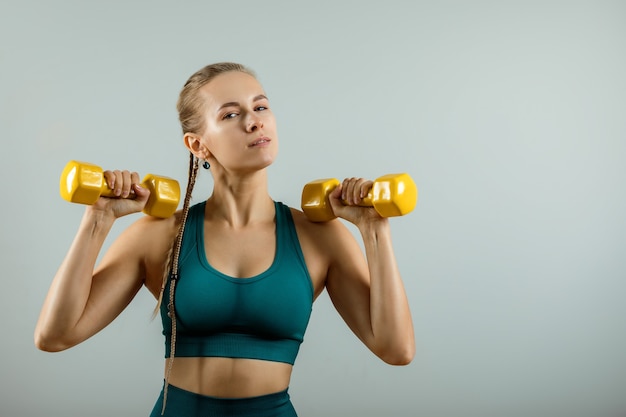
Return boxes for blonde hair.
[157,62,256,414]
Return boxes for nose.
[246,114,264,132]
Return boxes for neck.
[205,171,274,228]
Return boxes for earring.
[202,160,210,170]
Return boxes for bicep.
[70,221,150,345]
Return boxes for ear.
[183,132,211,160]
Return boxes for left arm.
[323,178,415,365]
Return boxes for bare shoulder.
[289,207,352,244]
[288,207,363,296]
[103,211,182,298]
[133,212,180,252]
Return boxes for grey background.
[1,1,625,416]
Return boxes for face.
[187,71,279,174]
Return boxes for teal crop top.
[160,201,314,365]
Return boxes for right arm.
[34,170,167,352]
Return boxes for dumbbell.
[301,173,418,222]
[59,160,181,218]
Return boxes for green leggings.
[150,382,298,417]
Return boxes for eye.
[255,106,268,112]
[222,112,238,120]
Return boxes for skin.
[34,71,415,398]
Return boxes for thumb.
[329,183,343,201]
[133,183,151,204]
[328,183,344,215]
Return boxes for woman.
[34,62,415,416]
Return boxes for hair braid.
[160,153,199,415]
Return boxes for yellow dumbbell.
[301,173,418,222]
[59,160,180,218]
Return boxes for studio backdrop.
[1,1,625,416]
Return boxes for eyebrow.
[217,94,268,111]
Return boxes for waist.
[165,357,293,398]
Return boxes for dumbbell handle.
[63,170,156,200]
[310,178,377,207]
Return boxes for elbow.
[34,330,71,353]
[388,355,414,366]
[378,342,416,366]
[382,349,415,366]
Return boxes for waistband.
[151,381,295,417]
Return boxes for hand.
[90,169,151,218]
[328,177,386,226]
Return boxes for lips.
[249,137,271,147]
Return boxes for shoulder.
[288,205,354,239]
[115,210,182,267]
[288,206,343,239]
[129,200,204,239]
[288,206,361,265]
[125,209,181,243]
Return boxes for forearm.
[35,208,115,350]
[359,220,415,364]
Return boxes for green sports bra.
[160,201,314,365]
